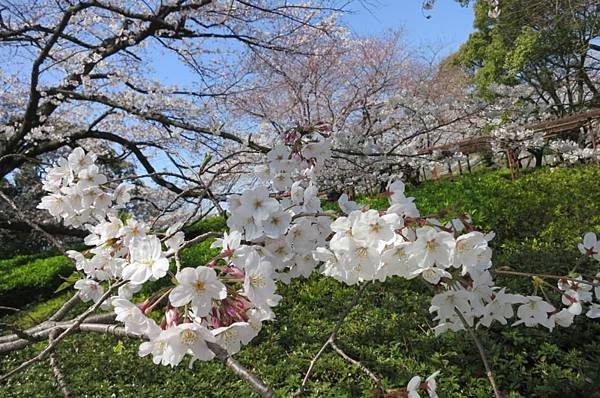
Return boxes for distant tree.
[456,0,600,115]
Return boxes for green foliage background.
[455,0,600,111]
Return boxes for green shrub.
[0,251,59,272]
[0,255,74,310]
[184,215,226,238]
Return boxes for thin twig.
[494,269,599,287]
[48,330,71,398]
[330,341,385,393]
[293,282,370,397]
[454,308,501,398]
[0,281,125,382]
[146,289,172,313]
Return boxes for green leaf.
[54,271,80,293]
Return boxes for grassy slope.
[2,166,600,397]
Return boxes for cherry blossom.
[578,232,600,260]
[122,236,169,284]
[513,296,556,330]
[212,322,257,355]
[154,323,216,367]
[74,279,104,303]
[169,267,227,317]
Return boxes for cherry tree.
[0,0,351,238]
[223,27,489,193]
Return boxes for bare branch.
[453,308,501,398]
[293,281,370,397]
[329,341,384,393]
[48,330,72,398]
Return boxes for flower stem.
[454,308,501,398]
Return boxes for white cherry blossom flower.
[243,252,281,310]
[113,183,134,205]
[410,227,455,268]
[453,231,492,275]
[37,194,72,219]
[586,303,600,318]
[238,186,279,223]
[378,241,415,281]
[262,209,291,238]
[425,371,440,398]
[513,296,555,330]
[430,290,472,323]
[76,165,107,190]
[169,266,227,317]
[112,298,153,336]
[157,323,216,366]
[407,375,421,398]
[212,230,242,256]
[212,322,257,355]
[117,282,143,300]
[165,231,185,254]
[551,308,575,328]
[352,209,397,245]
[74,279,104,303]
[338,193,360,215]
[227,212,263,241]
[122,236,169,283]
[67,147,96,172]
[386,178,406,203]
[477,289,526,328]
[578,232,600,260]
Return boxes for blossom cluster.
[318,183,600,335]
[37,147,132,227]
[548,139,600,164]
[37,128,334,368]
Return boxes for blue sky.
[142,2,476,178]
[343,1,475,57]
[150,1,475,84]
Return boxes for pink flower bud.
[227,266,245,280]
[165,307,180,327]
[210,311,222,329]
[563,293,578,304]
[138,298,155,315]
[223,301,238,319]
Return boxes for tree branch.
[329,341,384,393]
[454,307,501,398]
[48,330,72,398]
[293,281,370,397]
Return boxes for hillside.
[2,166,600,397]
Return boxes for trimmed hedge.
[183,215,226,238]
[0,255,74,310]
